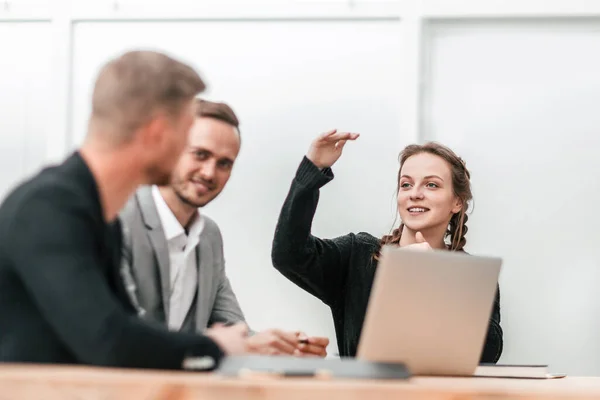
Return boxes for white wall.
[423,19,600,375]
[3,0,600,375]
[0,22,53,199]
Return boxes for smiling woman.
[380,143,472,254]
[271,131,503,363]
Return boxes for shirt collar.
[151,185,204,241]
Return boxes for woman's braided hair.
[376,142,472,258]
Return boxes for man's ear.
[138,114,168,148]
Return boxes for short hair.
[195,99,240,130]
[90,50,206,140]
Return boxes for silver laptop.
[356,246,502,376]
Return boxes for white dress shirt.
[152,186,205,331]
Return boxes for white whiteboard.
[424,19,600,375]
[71,20,403,354]
[0,22,53,200]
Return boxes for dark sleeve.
[480,285,503,363]
[271,156,355,307]
[8,190,224,370]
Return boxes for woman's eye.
[426,182,439,188]
[400,183,411,188]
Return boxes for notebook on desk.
[474,364,566,379]
[213,355,411,380]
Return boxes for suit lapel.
[195,232,214,331]
[136,186,171,321]
[107,218,136,313]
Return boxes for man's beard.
[173,181,213,208]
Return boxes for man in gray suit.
[120,99,328,356]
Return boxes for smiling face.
[397,152,463,234]
[168,116,241,208]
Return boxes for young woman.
[271,129,502,362]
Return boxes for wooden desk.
[0,363,598,400]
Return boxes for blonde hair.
[90,50,206,141]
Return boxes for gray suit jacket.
[118,186,246,333]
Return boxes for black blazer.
[0,152,224,369]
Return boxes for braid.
[374,223,404,261]
[447,210,468,251]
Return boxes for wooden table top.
[0,363,597,400]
